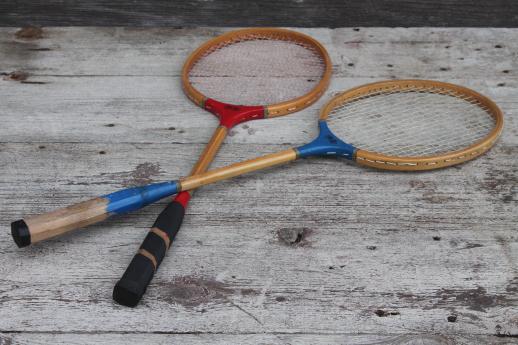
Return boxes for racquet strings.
[326,85,497,157]
[188,37,326,105]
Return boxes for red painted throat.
[204,98,265,128]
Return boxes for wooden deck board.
[1,1,518,27]
[0,27,516,344]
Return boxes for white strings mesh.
[188,37,326,105]
[327,85,496,157]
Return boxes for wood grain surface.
[0,27,517,344]
[1,1,518,27]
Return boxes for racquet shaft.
[189,126,228,177]
[179,148,298,191]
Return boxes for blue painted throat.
[296,121,356,159]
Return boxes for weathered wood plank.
[1,333,517,345]
[1,27,517,78]
[0,27,516,343]
[1,1,518,27]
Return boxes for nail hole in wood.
[447,315,457,322]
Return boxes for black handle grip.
[113,199,186,307]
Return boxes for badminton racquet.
[112,28,331,306]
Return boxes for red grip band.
[173,191,191,208]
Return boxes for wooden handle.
[113,127,228,307]
[11,182,179,247]
[11,198,109,247]
[179,148,299,191]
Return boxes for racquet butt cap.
[113,278,143,308]
[11,219,31,248]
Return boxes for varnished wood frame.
[320,79,504,171]
[181,27,332,117]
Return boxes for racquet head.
[182,28,332,126]
[317,80,503,171]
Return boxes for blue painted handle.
[104,181,179,215]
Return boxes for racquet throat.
[204,98,265,128]
[296,121,356,159]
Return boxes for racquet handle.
[11,197,110,248]
[113,193,189,307]
[11,182,178,247]
[113,126,227,307]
